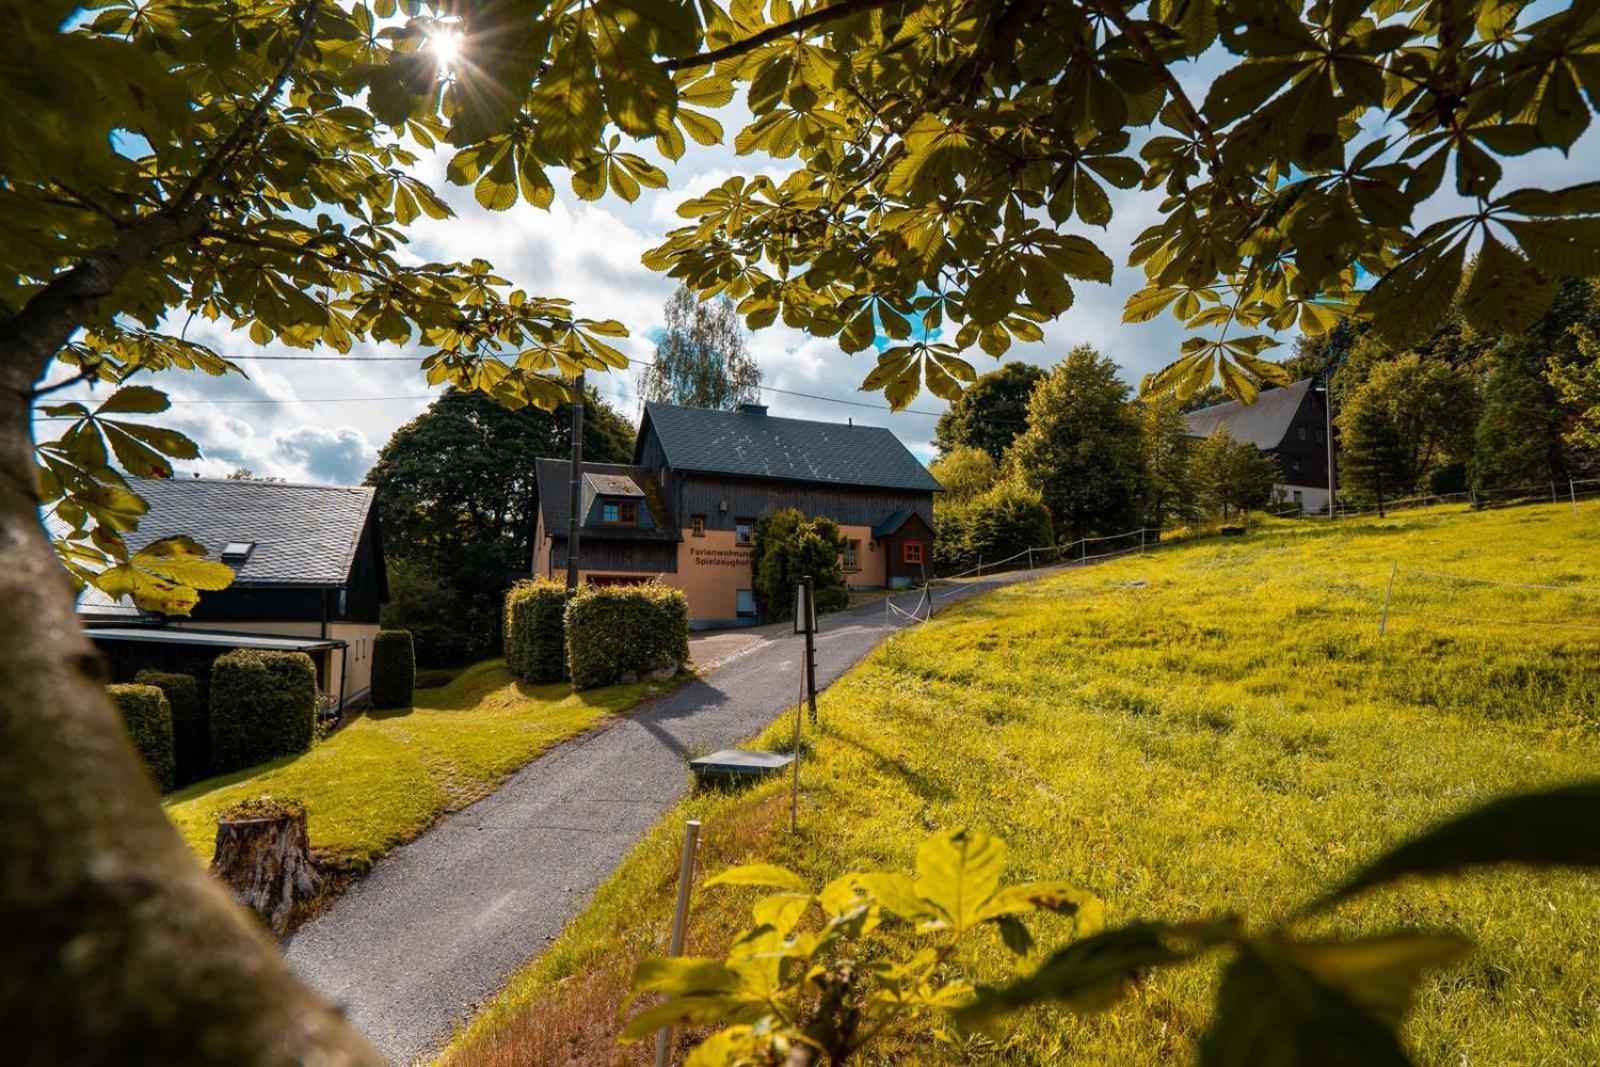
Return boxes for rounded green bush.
[504,577,568,684]
[134,669,204,785]
[107,683,174,791]
[565,583,689,690]
[371,629,416,709]
[209,650,317,774]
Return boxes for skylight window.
[221,541,255,561]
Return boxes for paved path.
[286,570,1054,1064]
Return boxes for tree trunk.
[211,805,321,935]
[0,364,377,1062]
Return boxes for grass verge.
[442,502,1600,1066]
[164,660,655,882]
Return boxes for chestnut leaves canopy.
[12,0,1600,610]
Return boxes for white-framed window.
[842,539,860,572]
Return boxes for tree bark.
[211,805,321,935]
[0,357,377,1062]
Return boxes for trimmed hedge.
[505,577,568,684]
[209,650,318,774]
[565,583,689,690]
[134,670,204,785]
[371,629,416,709]
[107,684,174,791]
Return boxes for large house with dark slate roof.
[532,402,941,628]
[1184,378,1332,512]
[77,478,388,712]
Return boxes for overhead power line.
[35,350,949,418]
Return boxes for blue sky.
[37,37,1600,484]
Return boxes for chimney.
[736,402,768,415]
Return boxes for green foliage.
[1549,325,1600,453]
[368,388,633,664]
[1008,347,1147,542]
[208,650,318,776]
[934,364,1046,463]
[106,683,174,792]
[133,670,203,786]
[504,578,569,685]
[1194,428,1277,518]
[624,828,1100,1064]
[379,558,472,668]
[1140,394,1201,528]
[1337,355,1478,506]
[937,481,1053,575]
[928,446,998,505]
[1471,337,1563,490]
[564,583,688,690]
[638,285,761,410]
[371,630,416,711]
[653,780,1600,1066]
[750,509,849,622]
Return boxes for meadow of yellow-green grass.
[164,660,648,874]
[446,502,1600,1066]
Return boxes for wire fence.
[1376,563,1600,638]
[1304,476,1600,520]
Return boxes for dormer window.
[221,541,255,561]
[602,500,638,525]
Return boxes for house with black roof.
[1184,379,1332,511]
[76,478,388,711]
[532,402,941,627]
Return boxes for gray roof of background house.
[1183,378,1316,451]
[637,402,943,492]
[534,460,679,541]
[115,477,378,586]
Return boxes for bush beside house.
[107,683,175,792]
[133,670,203,785]
[370,629,416,709]
[751,508,849,622]
[504,578,569,684]
[209,650,318,775]
[936,482,1054,574]
[566,583,689,690]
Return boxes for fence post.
[656,819,702,1067]
[1140,527,1147,554]
[1027,546,1034,573]
[1378,561,1398,637]
[1552,480,1559,504]
[1571,477,1579,515]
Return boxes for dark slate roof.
[535,460,679,541]
[119,477,377,586]
[874,509,910,538]
[637,403,943,492]
[1183,378,1315,451]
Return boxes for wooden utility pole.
[803,575,817,725]
[1324,372,1337,518]
[565,370,585,591]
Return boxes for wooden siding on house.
[1269,390,1330,490]
[675,474,934,533]
[548,537,679,574]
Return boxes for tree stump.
[210,798,320,934]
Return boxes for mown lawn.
[164,660,651,876]
[443,502,1600,1066]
